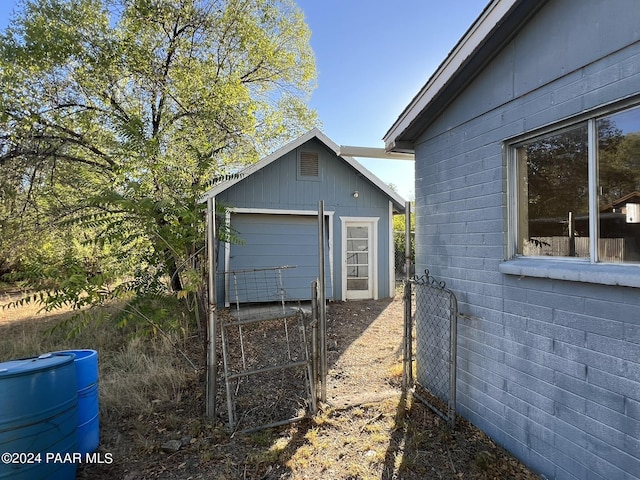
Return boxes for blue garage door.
[227,214,332,302]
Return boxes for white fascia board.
[338,146,414,161]
[320,135,407,209]
[199,127,406,210]
[228,207,335,217]
[384,0,518,151]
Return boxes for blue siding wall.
[216,138,395,300]
[413,1,640,479]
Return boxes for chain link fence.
[404,270,458,427]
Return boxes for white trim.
[341,216,380,300]
[506,144,517,260]
[327,217,334,296]
[587,118,598,263]
[339,155,406,209]
[500,258,640,288]
[202,129,324,199]
[384,0,517,150]
[338,146,414,161]
[224,209,231,307]
[228,207,332,216]
[506,102,640,267]
[200,128,405,209]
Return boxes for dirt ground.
[1,291,540,479]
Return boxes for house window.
[510,104,640,264]
[298,151,319,179]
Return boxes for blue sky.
[0,0,489,200]
[295,0,488,200]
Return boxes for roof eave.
[384,0,546,152]
[339,154,407,212]
[200,128,407,211]
[199,128,326,203]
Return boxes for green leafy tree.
[524,124,590,225]
[599,130,640,206]
[393,205,414,276]
[0,0,317,325]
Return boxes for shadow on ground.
[1,292,539,480]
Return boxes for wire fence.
[219,265,296,312]
[219,310,313,433]
[217,266,316,433]
[404,270,458,428]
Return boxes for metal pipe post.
[403,201,413,389]
[310,280,319,412]
[405,201,411,282]
[317,201,327,403]
[206,197,218,419]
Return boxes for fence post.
[403,280,413,391]
[317,201,327,403]
[402,201,413,392]
[405,201,411,282]
[311,280,319,411]
[205,197,217,420]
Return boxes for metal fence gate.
[403,269,458,427]
[205,201,330,430]
[218,266,317,433]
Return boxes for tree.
[0,0,317,322]
[599,130,640,207]
[393,204,415,277]
[524,124,590,225]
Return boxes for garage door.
[226,213,332,303]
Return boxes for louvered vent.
[299,152,319,177]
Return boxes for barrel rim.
[0,353,75,379]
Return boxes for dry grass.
[0,292,197,423]
[0,290,541,480]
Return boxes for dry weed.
[0,292,541,480]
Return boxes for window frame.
[508,121,592,260]
[502,99,640,288]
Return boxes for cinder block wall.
[413,1,640,478]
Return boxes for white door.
[343,220,376,300]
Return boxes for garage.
[201,129,405,304]
[222,213,332,303]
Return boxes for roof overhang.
[338,146,414,161]
[200,128,406,213]
[384,0,547,153]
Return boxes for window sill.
[499,257,640,288]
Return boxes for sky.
[0,0,489,200]
[294,0,489,200]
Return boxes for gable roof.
[201,128,406,211]
[384,0,547,152]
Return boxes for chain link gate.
[403,269,458,428]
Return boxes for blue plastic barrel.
[0,353,78,480]
[54,349,99,455]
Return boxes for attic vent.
[299,152,319,177]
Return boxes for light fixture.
[353,191,359,198]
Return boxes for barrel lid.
[0,352,75,378]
